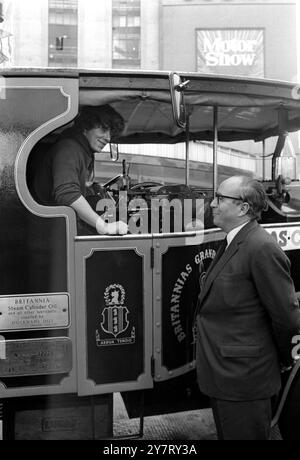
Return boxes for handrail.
[271,357,300,427]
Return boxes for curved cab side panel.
[0,77,78,397]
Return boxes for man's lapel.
[204,238,227,277]
[199,240,239,303]
[199,220,257,304]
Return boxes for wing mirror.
[169,72,189,129]
[272,133,296,181]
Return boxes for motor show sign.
[196,29,264,77]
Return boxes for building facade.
[0,0,297,82]
[160,0,298,82]
[0,0,298,178]
[0,0,160,70]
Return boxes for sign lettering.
[264,226,300,251]
[197,29,264,77]
[0,337,72,377]
[0,293,70,331]
[291,335,300,360]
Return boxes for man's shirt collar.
[226,221,249,248]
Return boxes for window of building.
[48,0,78,67]
[112,0,141,69]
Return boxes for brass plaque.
[0,294,70,331]
[42,416,78,433]
[0,337,72,377]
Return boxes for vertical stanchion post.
[0,402,3,440]
[185,114,190,186]
[262,139,266,181]
[213,106,219,195]
[0,332,6,438]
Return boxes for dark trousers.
[210,397,272,440]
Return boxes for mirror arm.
[175,79,190,92]
[185,114,190,186]
[271,132,287,180]
[110,143,119,162]
[110,150,119,162]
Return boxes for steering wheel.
[130,182,163,192]
[103,174,122,189]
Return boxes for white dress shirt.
[226,221,249,249]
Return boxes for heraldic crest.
[95,284,135,347]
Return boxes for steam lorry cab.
[0,68,300,439]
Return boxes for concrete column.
[0,0,13,67]
[10,0,48,67]
[141,0,160,70]
[78,0,112,69]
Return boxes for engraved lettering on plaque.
[42,416,77,432]
[0,294,70,331]
[0,338,72,377]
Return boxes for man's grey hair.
[238,176,268,220]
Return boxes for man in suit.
[195,175,300,440]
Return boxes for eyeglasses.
[214,192,242,204]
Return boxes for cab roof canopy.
[79,70,300,144]
[4,68,300,144]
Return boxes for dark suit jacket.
[196,220,300,401]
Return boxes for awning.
[79,71,300,144]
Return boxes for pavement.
[113,393,282,441]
